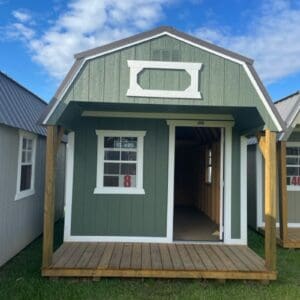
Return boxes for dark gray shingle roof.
[0,71,47,136]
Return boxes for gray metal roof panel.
[0,71,47,135]
[275,91,300,126]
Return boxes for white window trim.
[126,60,202,99]
[15,130,37,201]
[94,130,146,195]
[286,141,300,191]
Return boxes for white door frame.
[166,120,234,244]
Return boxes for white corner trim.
[126,60,202,99]
[166,123,175,242]
[63,132,75,241]
[15,130,37,201]
[95,130,146,194]
[256,145,264,228]
[223,126,232,244]
[219,128,225,240]
[240,136,248,245]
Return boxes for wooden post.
[277,141,288,243]
[42,126,61,268]
[264,130,277,271]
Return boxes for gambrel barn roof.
[40,26,284,132]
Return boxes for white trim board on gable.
[42,30,282,132]
[126,60,202,99]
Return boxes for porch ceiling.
[57,101,265,135]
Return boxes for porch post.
[42,125,63,268]
[263,130,277,271]
[277,141,288,244]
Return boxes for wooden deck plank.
[131,244,142,269]
[193,245,216,270]
[120,244,132,269]
[52,243,70,265]
[228,246,257,271]
[98,243,115,269]
[65,243,87,268]
[168,244,184,270]
[202,245,226,270]
[86,243,106,269]
[185,244,206,270]
[176,244,195,270]
[109,243,124,269]
[76,243,98,268]
[46,242,275,280]
[221,246,249,271]
[150,244,162,270]
[53,243,79,268]
[159,244,173,270]
[141,244,151,269]
[210,245,238,271]
[237,246,265,270]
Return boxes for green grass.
[0,222,300,300]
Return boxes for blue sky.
[0,0,299,102]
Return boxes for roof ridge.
[0,71,47,105]
[274,90,300,104]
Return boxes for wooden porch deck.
[259,227,300,248]
[42,242,276,280]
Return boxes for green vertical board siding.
[288,131,300,141]
[71,118,169,237]
[231,127,241,239]
[287,191,300,222]
[58,34,277,130]
[89,57,105,102]
[209,55,224,106]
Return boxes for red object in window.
[291,176,300,185]
[124,175,131,187]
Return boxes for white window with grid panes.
[15,131,36,200]
[94,130,146,194]
[286,142,300,191]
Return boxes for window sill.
[93,187,145,195]
[287,186,300,191]
[15,189,35,201]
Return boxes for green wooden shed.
[40,26,283,280]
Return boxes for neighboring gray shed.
[0,71,65,267]
[247,91,300,241]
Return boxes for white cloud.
[9,0,172,79]
[192,0,300,84]
[7,23,35,40]
[12,10,32,22]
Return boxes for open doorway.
[173,126,223,241]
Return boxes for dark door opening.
[173,126,223,241]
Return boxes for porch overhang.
[53,101,266,136]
